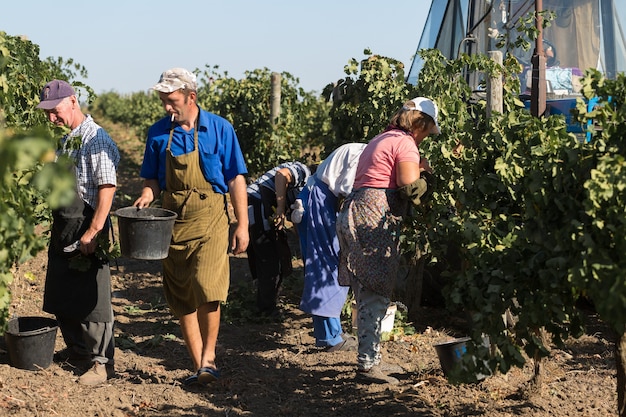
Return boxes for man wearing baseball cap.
[152,67,198,93]
[37,79,120,386]
[134,68,249,386]
[36,79,77,110]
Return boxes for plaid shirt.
[58,114,120,209]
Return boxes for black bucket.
[433,336,490,381]
[433,337,471,377]
[5,316,58,371]
[115,207,177,260]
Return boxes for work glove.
[397,171,436,206]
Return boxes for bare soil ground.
[0,119,619,416]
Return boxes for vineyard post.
[530,0,547,117]
[487,50,503,118]
[270,72,281,126]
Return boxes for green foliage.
[0,128,74,330]
[0,32,83,331]
[198,66,331,176]
[410,45,626,382]
[89,90,164,138]
[0,31,93,128]
[322,49,411,150]
[0,32,52,128]
[413,47,585,375]
[495,9,556,64]
[571,70,626,334]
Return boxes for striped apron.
[161,122,230,317]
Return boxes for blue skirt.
[298,177,349,317]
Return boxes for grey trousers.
[352,280,390,371]
[57,314,115,365]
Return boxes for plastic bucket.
[5,316,58,370]
[433,336,490,381]
[381,303,397,333]
[433,337,471,377]
[115,207,177,260]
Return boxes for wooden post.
[270,72,281,126]
[531,0,546,117]
[487,51,503,118]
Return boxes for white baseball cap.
[405,97,441,135]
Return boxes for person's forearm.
[134,179,161,208]
[80,184,116,254]
[228,174,249,254]
[274,168,292,214]
[228,175,248,228]
[87,185,116,238]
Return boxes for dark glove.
[420,171,436,202]
[398,171,436,206]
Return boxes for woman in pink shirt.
[337,97,440,384]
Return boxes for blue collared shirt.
[140,108,247,193]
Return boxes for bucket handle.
[10,325,58,337]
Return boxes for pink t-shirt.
[353,128,420,190]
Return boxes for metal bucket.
[114,207,177,260]
[5,316,58,371]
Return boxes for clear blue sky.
[2,0,432,95]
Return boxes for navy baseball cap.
[36,80,76,109]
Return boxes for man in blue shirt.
[134,68,248,386]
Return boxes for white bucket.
[351,301,397,333]
[381,303,397,333]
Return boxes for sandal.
[183,373,201,387]
[197,366,220,384]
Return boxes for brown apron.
[161,120,230,317]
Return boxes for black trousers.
[247,193,293,313]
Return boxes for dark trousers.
[247,194,293,313]
[57,316,115,364]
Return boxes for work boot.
[325,334,358,352]
[356,364,400,385]
[377,361,404,374]
[78,362,112,386]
